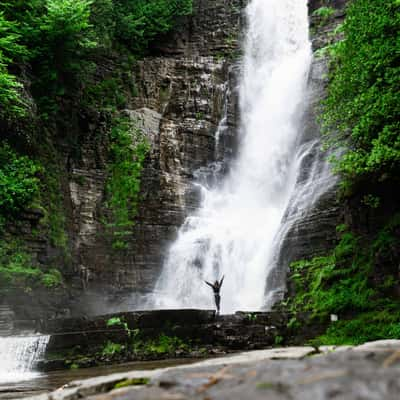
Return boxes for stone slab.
[27,341,400,400]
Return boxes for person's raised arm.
[205,281,213,288]
[219,275,225,287]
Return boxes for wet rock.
[265,1,347,306]
[0,305,14,336]
[28,340,400,400]
[38,310,294,371]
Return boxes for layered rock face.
[63,0,246,314]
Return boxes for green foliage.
[362,194,380,209]
[39,165,68,249]
[107,316,131,335]
[30,0,96,114]
[323,0,400,190]
[88,0,115,48]
[69,362,80,370]
[41,268,62,287]
[107,317,122,327]
[132,333,189,355]
[81,78,127,111]
[0,12,27,117]
[256,382,288,392]
[114,378,150,389]
[114,0,193,54]
[2,0,98,114]
[102,341,124,356]
[145,335,186,354]
[0,143,41,215]
[246,313,258,322]
[274,335,284,346]
[1,0,193,117]
[317,308,400,345]
[0,240,63,292]
[288,216,400,344]
[312,6,335,20]
[105,117,150,249]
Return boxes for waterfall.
[0,336,49,384]
[149,0,313,314]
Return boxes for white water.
[149,0,313,314]
[0,336,49,384]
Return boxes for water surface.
[0,358,200,399]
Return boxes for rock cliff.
[72,0,246,313]
[1,0,246,320]
[2,0,352,320]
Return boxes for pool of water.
[0,358,199,399]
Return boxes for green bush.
[41,268,63,288]
[0,12,27,117]
[288,216,400,344]
[312,6,335,19]
[102,341,124,356]
[0,240,63,292]
[0,143,41,215]
[317,308,400,345]
[114,0,193,54]
[132,334,189,355]
[30,0,96,113]
[323,0,400,191]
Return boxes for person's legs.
[215,294,221,314]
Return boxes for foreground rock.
[29,340,400,400]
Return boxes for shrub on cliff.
[288,217,400,345]
[0,12,27,117]
[0,240,63,293]
[0,143,41,216]
[114,0,193,53]
[28,0,96,114]
[323,0,400,191]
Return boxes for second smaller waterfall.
[0,336,49,384]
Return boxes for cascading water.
[149,0,313,313]
[0,336,49,384]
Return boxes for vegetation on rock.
[132,334,189,355]
[114,378,150,389]
[288,0,400,345]
[0,0,193,117]
[105,117,150,250]
[288,218,400,344]
[0,240,63,293]
[0,143,41,216]
[322,0,400,193]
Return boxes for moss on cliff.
[105,117,150,250]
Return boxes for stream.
[0,358,199,399]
